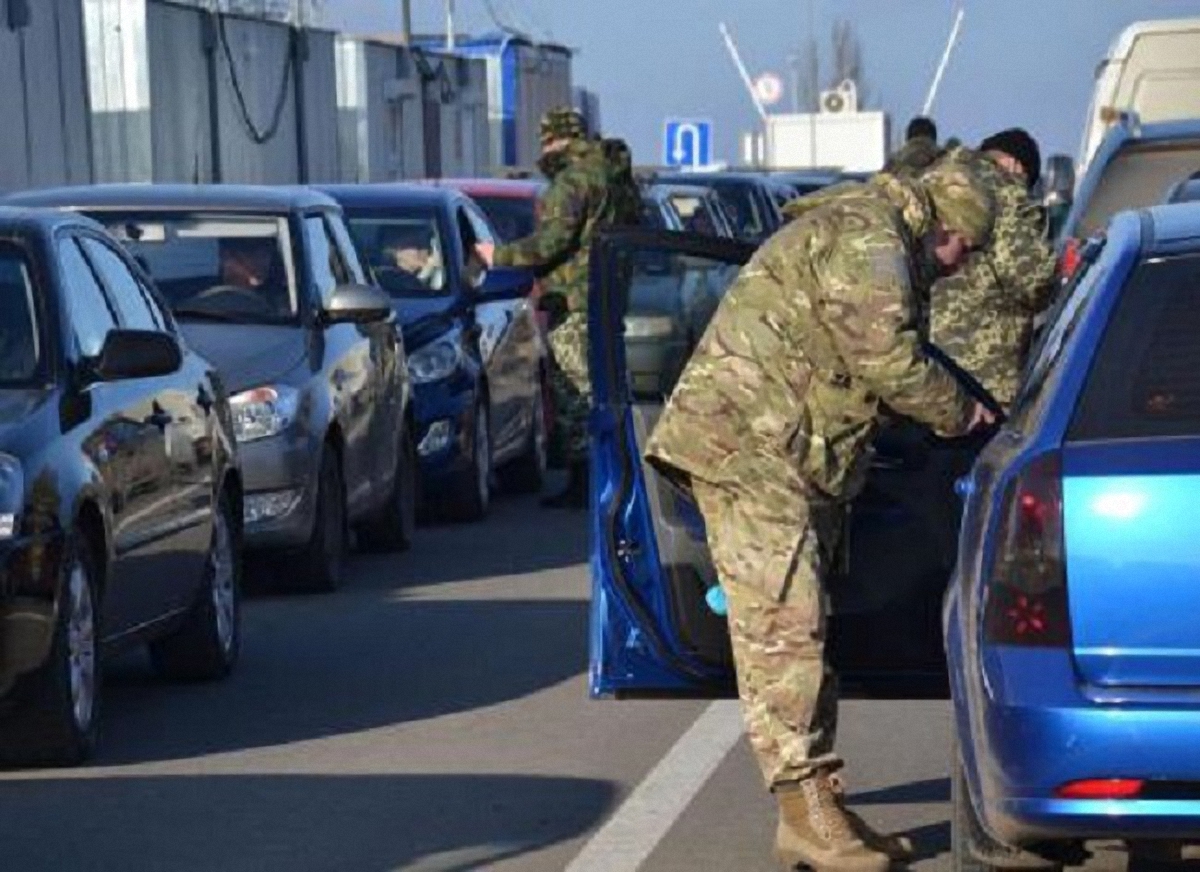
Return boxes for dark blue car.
[319,185,548,522]
[584,227,995,699]
[946,202,1200,870]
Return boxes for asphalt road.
[0,490,1140,871]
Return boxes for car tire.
[499,377,548,495]
[359,426,418,552]
[0,533,101,767]
[149,489,241,681]
[297,445,347,592]
[952,740,1063,872]
[448,399,491,523]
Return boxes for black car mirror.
[93,330,183,382]
[1043,154,1075,207]
[325,283,394,324]
[475,267,532,303]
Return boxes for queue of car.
[0,177,547,765]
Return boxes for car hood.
[179,323,308,395]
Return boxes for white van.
[1077,17,1200,178]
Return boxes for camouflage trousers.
[692,477,844,789]
[545,313,591,465]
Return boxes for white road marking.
[565,700,745,872]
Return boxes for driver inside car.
[215,236,289,315]
[379,225,445,291]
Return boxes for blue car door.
[587,228,1000,699]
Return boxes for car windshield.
[0,245,39,385]
[96,213,297,323]
[1077,139,1200,236]
[345,212,448,298]
[471,195,535,243]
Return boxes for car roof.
[424,178,545,198]
[1146,201,1200,250]
[5,184,339,212]
[0,205,103,235]
[653,171,766,185]
[315,183,461,210]
[652,183,719,197]
[1105,118,1200,150]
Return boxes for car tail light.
[1055,779,1143,800]
[983,451,1071,647]
[1059,238,1082,283]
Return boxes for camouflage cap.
[921,161,995,248]
[540,107,587,143]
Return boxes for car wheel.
[359,426,418,552]
[449,400,491,522]
[149,489,241,681]
[298,445,347,592]
[952,741,1063,872]
[499,378,548,495]
[0,533,101,767]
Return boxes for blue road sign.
[663,120,713,168]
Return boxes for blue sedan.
[947,202,1200,869]
[319,185,548,522]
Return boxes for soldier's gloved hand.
[965,401,997,433]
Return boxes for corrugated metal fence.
[0,0,91,193]
[0,0,569,193]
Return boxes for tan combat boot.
[774,774,893,872]
[827,772,914,862]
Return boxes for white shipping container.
[765,111,889,173]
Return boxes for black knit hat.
[980,128,1041,189]
[906,116,937,141]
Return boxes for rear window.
[1077,140,1200,237]
[1069,252,1200,440]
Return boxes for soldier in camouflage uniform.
[884,116,943,179]
[928,129,1057,409]
[645,163,997,872]
[479,108,641,508]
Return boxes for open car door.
[587,228,1001,700]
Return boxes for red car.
[422,178,559,452]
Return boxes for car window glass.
[57,237,117,358]
[324,215,366,285]
[303,215,347,306]
[98,213,297,323]
[345,213,448,297]
[1069,252,1200,440]
[465,205,495,246]
[1008,248,1105,429]
[79,237,161,332]
[621,245,742,400]
[0,244,41,383]
[473,195,535,242]
[133,272,169,332]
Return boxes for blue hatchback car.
[319,185,548,523]
[585,227,998,700]
[947,202,1200,869]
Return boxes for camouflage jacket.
[603,137,644,225]
[929,148,1057,409]
[645,177,973,503]
[884,137,943,179]
[493,138,640,314]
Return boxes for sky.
[325,0,1200,166]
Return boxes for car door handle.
[145,411,173,430]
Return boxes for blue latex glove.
[705,584,728,616]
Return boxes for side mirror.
[1043,154,1075,206]
[475,266,533,303]
[325,283,393,324]
[93,330,182,382]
